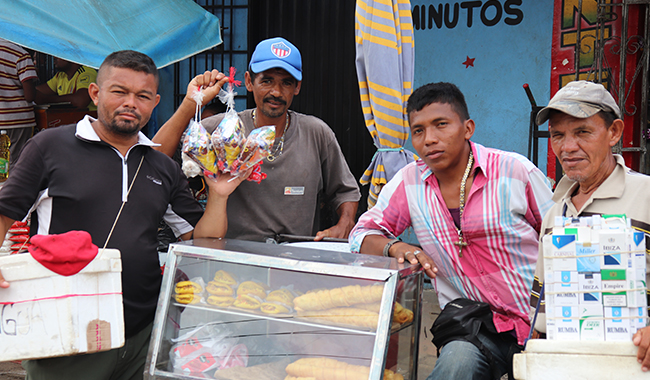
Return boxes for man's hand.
[186,70,229,107]
[190,168,253,241]
[315,201,357,241]
[204,168,253,199]
[0,271,8,289]
[390,242,438,279]
[153,70,229,157]
[634,326,650,371]
[314,219,354,241]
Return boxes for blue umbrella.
[0,0,222,69]
[355,0,416,208]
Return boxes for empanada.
[233,294,262,310]
[237,281,267,299]
[207,295,235,308]
[175,280,203,294]
[206,281,234,296]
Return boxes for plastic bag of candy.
[182,90,219,178]
[211,110,244,174]
[237,126,276,172]
[211,67,244,174]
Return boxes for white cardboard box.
[0,249,124,361]
[513,340,650,379]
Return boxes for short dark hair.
[97,50,159,86]
[406,82,470,123]
[597,110,618,127]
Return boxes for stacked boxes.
[544,215,647,341]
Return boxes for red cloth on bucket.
[28,231,99,276]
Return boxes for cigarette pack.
[599,231,628,270]
[555,306,580,341]
[604,306,631,341]
[552,270,579,306]
[578,272,601,304]
[601,269,627,307]
[579,304,604,341]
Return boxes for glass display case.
[145,238,423,380]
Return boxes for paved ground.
[0,361,23,380]
[0,289,441,380]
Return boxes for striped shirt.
[350,142,554,344]
[0,39,37,129]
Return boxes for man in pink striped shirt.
[350,82,553,380]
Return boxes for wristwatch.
[382,239,401,257]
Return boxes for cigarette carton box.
[629,230,646,270]
[626,268,646,307]
[579,304,604,341]
[552,271,579,306]
[602,269,627,307]
[578,272,602,304]
[576,242,600,272]
[605,306,632,341]
[553,226,591,243]
[549,234,577,272]
[555,306,580,341]
[0,249,124,361]
[600,231,628,270]
[630,306,648,334]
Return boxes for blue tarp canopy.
[0,0,222,69]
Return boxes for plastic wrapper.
[211,109,245,173]
[237,126,276,172]
[169,323,248,376]
[182,67,274,183]
[182,120,219,177]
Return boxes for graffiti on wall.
[549,0,644,174]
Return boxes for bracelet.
[383,239,401,257]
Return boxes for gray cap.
[536,80,621,125]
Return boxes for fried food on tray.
[293,284,384,311]
[260,301,291,314]
[266,288,295,305]
[175,280,203,294]
[207,295,235,308]
[213,270,237,285]
[297,307,380,329]
[356,302,414,324]
[237,281,267,299]
[206,281,234,296]
[174,293,201,304]
[285,357,404,380]
[233,294,262,310]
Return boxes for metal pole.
[615,2,629,155]
[575,0,583,81]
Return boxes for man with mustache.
[153,37,360,242]
[528,80,650,370]
[350,82,553,379]
[0,50,246,379]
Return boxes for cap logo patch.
[271,42,291,58]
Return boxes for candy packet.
[211,68,245,174]
[237,126,276,172]
[181,90,219,178]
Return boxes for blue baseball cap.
[249,37,302,81]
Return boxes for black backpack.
[430,298,501,379]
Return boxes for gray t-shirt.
[202,109,360,242]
